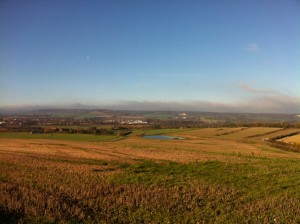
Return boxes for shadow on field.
[0,209,26,224]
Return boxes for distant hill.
[1,108,300,123]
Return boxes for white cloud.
[236,82,300,113]
[2,83,299,114]
[105,97,300,113]
[238,82,281,95]
[238,95,300,114]
[1,96,300,114]
[245,43,261,53]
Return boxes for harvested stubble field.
[1,127,300,223]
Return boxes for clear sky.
[1,0,300,113]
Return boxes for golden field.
[280,134,300,144]
[1,127,300,223]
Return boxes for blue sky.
[1,0,300,113]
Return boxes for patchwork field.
[1,127,300,223]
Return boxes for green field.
[0,133,118,142]
[0,129,190,141]
[131,128,193,136]
[1,127,300,223]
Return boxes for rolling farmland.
[1,127,300,223]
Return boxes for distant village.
[1,110,300,133]
[0,116,149,133]
[0,112,198,134]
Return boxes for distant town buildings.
[127,120,148,125]
[104,119,148,125]
[175,113,187,119]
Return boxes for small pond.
[143,135,184,140]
